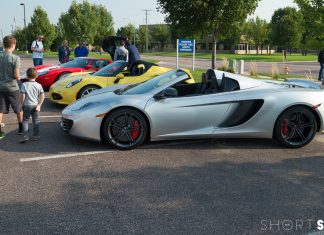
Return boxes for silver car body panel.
[61,69,324,143]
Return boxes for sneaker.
[19,135,29,143]
[17,128,23,135]
[0,131,5,140]
[33,135,40,141]
[0,123,4,128]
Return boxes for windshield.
[93,61,128,77]
[120,69,187,95]
[61,58,88,68]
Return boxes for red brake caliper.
[282,119,289,136]
[131,120,140,140]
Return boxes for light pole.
[20,3,27,52]
[122,17,136,46]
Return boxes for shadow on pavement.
[0,156,323,234]
[0,122,108,155]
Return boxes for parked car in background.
[21,57,112,89]
[49,60,188,105]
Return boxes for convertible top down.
[61,69,324,150]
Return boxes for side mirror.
[116,73,125,79]
[114,73,125,84]
[154,87,178,100]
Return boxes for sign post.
[177,39,196,71]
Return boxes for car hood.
[89,84,130,96]
[65,84,149,113]
[54,73,96,87]
[21,65,60,79]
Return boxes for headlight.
[69,101,102,111]
[66,78,82,88]
[38,70,49,76]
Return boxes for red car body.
[22,57,112,89]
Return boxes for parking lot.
[0,58,324,234]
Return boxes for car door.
[145,92,237,140]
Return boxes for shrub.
[249,61,258,76]
[271,63,279,80]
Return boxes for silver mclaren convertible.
[61,69,324,150]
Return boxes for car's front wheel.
[274,106,317,148]
[56,72,71,81]
[77,85,100,99]
[103,108,148,150]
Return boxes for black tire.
[274,106,317,148]
[55,72,71,82]
[77,85,100,99]
[103,108,148,150]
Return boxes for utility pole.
[20,3,27,52]
[142,9,151,53]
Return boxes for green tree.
[93,5,115,46]
[26,6,56,49]
[253,17,269,54]
[117,23,136,42]
[269,7,302,57]
[294,0,324,54]
[151,24,170,51]
[244,17,269,54]
[137,26,149,52]
[13,27,27,51]
[58,1,114,46]
[157,0,261,68]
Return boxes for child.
[19,67,45,142]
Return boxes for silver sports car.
[61,69,324,150]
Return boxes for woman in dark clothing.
[58,40,71,64]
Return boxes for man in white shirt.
[31,35,44,66]
[114,40,129,62]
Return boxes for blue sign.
[178,39,194,53]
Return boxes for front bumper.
[49,86,77,105]
[61,109,104,142]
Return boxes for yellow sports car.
[49,60,194,105]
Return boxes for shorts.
[0,90,20,114]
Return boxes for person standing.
[114,40,129,62]
[74,41,89,58]
[19,67,45,142]
[58,40,71,64]
[318,48,324,81]
[125,39,140,66]
[31,35,44,66]
[0,35,23,139]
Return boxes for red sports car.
[21,57,112,89]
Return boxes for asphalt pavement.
[0,58,323,234]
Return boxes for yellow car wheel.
[77,85,101,99]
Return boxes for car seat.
[220,73,240,92]
[196,73,208,94]
[136,64,145,75]
[204,70,218,94]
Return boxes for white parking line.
[20,150,114,162]
[39,115,62,118]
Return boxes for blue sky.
[0,0,296,37]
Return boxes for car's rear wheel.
[103,108,148,150]
[77,85,100,99]
[56,72,70,82]
[274,106,317,148]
